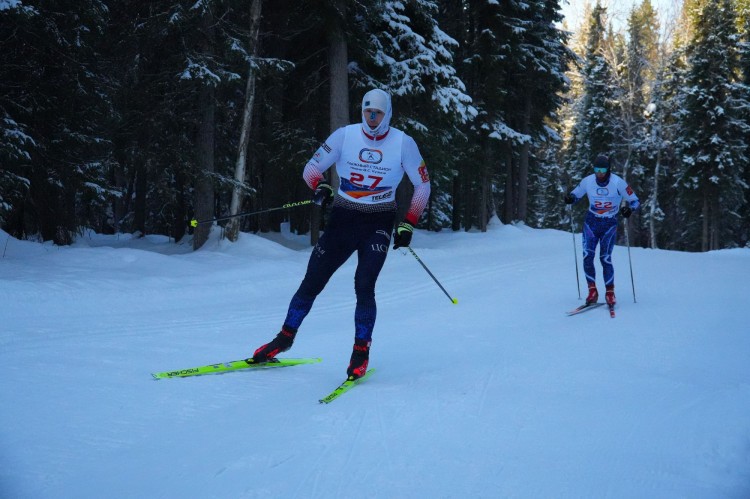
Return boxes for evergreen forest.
[2,0,749,252]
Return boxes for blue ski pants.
[582,211,618,287]
[283,206,396,342]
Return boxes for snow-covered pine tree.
[621,0,662,247]
[503,0,572,226]
[350,0,475,230]
[737,4,750,246]
[0,1,112,243]
[568,2,619,183]
[675,0,748,250]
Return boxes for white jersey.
[570,173,640,218]
[303,124,430,224]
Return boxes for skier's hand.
[312,181,334,208]
[563,194,576,205]
[393,221,413,249]
[621,206,632,218]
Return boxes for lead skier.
[251,88,431,380]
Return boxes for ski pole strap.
[190,199,313,227]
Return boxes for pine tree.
[0,1,112,243]
[737,4,750,246]
[568,2,619,182]
[622,0,662,247]
[508,0,572,226]
[675,0,748,250]
[349,0,475,229]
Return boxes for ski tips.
[319,368,376,404]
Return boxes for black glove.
[563,194,576,205]
[312,181,334,208]
[621,206,632,218]
[393,221,413,249]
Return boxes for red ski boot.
[346,338,371,380]
[585,282,599,305]
[605,285,616,306]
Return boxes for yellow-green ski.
[151,357,321,380]
[319,369,376,404]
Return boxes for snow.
[1,221,749,498]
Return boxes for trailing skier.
[564,155,640,307]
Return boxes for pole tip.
[452,298,458,304]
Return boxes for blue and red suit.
[569,172,639,287]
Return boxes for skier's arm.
[401,135,431,225]
[568,180,589,204]
[302,128,345,190]
[622,183,640,210]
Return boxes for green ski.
[319,369,376,404]
[151,357,321,380]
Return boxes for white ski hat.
[361,89,392,138]
[362,89,390,113]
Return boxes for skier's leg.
[283,230,354,330]
[352,226,391,342]
[599,221,618,287]
[582,220,599,285]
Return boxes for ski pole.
[190,199,313,227]
[406,246,458,304]
[623,218,637,303]
[570,205,581,300]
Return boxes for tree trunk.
[710,193,720,251]
[701,193,709,252]
[192,89,216,250]
[192,10,217,250]
[134,160,147,236]
[225,0,263,242]
[173,170,187,242]
[451,174,461,231]
[481,140,492,231]
[312,0,348,246]
[328,0,349,133]
[462,165,472,230]
[649,147,660,249]
[516,94,532,223]
[112,154,128,234]
[502,142,514,225]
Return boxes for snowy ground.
[1,221,749,499]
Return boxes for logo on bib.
[359,148,383,164]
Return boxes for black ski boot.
[252,327,297,362]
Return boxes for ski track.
[373,391,397,490]
[3,229,750,499]
[1,241,548,356]
[336,408,368,498]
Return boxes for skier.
[252,88,431,380]
[564,154,639,306]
